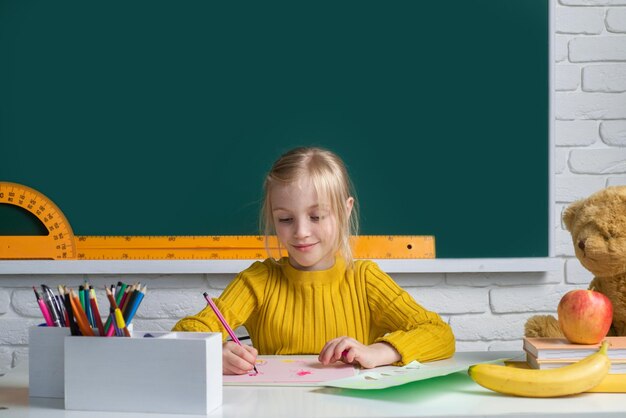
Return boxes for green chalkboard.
[0,0,549,258]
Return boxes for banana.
[585,374,626,393]
[468,341,610,397]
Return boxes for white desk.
[2,352,626,418]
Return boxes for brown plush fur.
[525,186,626,339]
[524,315,563,338]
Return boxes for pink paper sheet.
[223,355,358,386]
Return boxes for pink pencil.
[203,292,258,374]
[33,287,54,326]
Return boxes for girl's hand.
[222,341,258,375]
[318,336,401,369]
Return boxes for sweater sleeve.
[171,261,266,340]
[362,261,455,365]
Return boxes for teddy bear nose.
[578,240,585,251]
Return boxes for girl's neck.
[280,257,346,286]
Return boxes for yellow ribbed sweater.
[172,257,455,365]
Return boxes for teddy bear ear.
[563,199,585,232]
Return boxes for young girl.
[172,147,455,375]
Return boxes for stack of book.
[523,336,626,374]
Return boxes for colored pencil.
[66,289,85,335]
[124,285,146,325]
[58,285,70,327]
[105,286,119,309]
[110,307,121,336]
[59,286,82,335]
[62,288,80,336]
[33,287,54,326]
[81,286,93,327]
[203,292,257,374]
[115,281,127,306]
[69,288,94,336]
[69,289,95,336]
[121,285,137,317]
[41,284,64,327]
[118,284,133,314]
[106,316,116,337]
[78,285,86,311]
[89,290,105,336]
[105,286,122,336]
[103,286,119,334]
[115,307,131,337]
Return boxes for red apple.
[557,289,613,344]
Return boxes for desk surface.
[2,352,626,418]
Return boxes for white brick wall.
[1,0,626,372]
[583,64,626,92]
[601,120,626,144]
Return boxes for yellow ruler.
[0,182,435,260]
[72,235,434,260]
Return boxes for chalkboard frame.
[2,2,553,266]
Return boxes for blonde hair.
[261,147,359,265]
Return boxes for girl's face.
[270,179,339,271]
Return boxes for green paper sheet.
[323,352,513,390]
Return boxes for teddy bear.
[525,185,626,339]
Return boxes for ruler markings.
[1,182,435,260]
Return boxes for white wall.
[1,0,626,373]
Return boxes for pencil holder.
[28,324,133,398]
[64,331,222,415]
[28,326,70,398]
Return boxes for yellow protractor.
[0,182,435,260]
[0,182,76,259]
